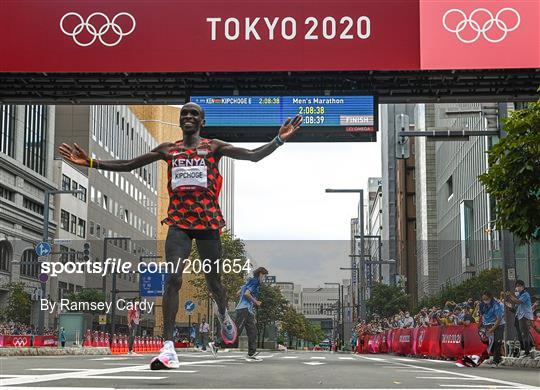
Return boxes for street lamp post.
[39,188,84,334]
[325,189,365,321]
[325,282,342,349]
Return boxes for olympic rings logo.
[60,12,136,47]
[13,337,28,347]
[442,8,520,43]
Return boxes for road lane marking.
[388,361,535,388]
[26,368,87,371]
[416,377,496,380]
[303,361,325,366]
[338,357,355,360]
[439,386,515,388]
[85,376,167,380]
[281,356,298,359]
[355,356,387,361]
[310,356,326,360]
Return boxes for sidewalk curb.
[0,347,111,356]
[501,356,540,369]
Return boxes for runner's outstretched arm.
[58,142,171,171]
[215,115,302,162]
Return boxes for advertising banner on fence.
[0,335,32,347]
[440,325,464,358]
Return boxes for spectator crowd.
[0,321,57,336]
[352,280,540,362]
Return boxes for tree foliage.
[366,283,410,318]
[1,282,31,323]
[478,100,540,243]
[188,230,248,305]
[256,284,288,345]
[415,268,503,312]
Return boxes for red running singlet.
[161,139,225,230]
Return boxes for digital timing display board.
[190,95,377,142]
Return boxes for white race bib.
[171,159,207,190]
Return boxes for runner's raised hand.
[278,115,303,141]
[58,143,90,167]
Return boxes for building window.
[460,200,474,267]
[71,180,78,197]
[0,185,14,202]
[0,241,12,272]
[77,219,86,238]
[23,105,47,176]
[78,185,87,202]
[21,249,39,278]
[447,175,454,201]
[70,214,77,235]
[69,249,77,262]
[90,186,95,202]
[60,209,70,231]
[59,245,69,264]
[103,194,108,211]
[96,223,101,238]
[89,221,95,236]
[23,197,44,215]
[62,174,71,191]
[0,105,16,157]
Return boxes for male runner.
[58,103,302,369]
[236,267,268,362]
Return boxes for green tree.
[67,289,107,314]
[415,268,502,312]
[281,307,305,348]
[302,320,325,346]
[478,100,540,243]
[188,230,248,306]
[256,284,288,347]
[1,282,31,324]
[366,283,409,318]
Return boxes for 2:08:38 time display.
[298,106,325,114]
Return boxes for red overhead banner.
[1,0,537,72]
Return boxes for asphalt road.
[0,351,538,389]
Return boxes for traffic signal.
[83,242,90,261]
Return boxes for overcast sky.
[233,140,382,286]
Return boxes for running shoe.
[216,310,238,345]
[208,341,218,358]
[245,354,263,362]
[150,340,180,370]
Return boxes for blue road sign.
[184,300,195,313]
[35,242,51,257]
[140,270,167,297]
